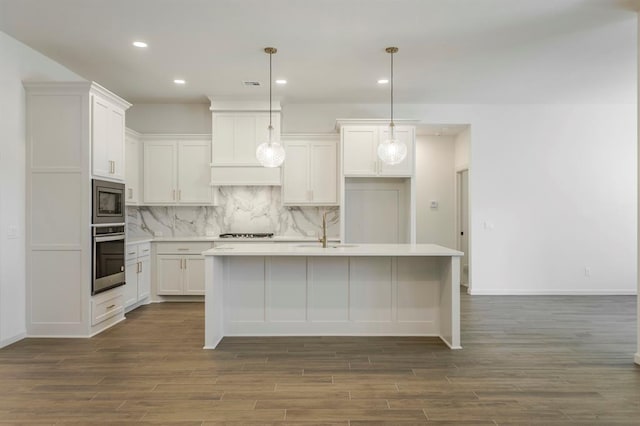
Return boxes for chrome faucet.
[319,211,328,248]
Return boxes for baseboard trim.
[0,332,26,349]
[469,289,637,296]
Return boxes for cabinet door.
[282,142,310,204]
[378,125,415,176]
[212,112,281,166]
[108,107,125,181]
[138,256,151,300]
[310,141,338,204]
[91,95,111,178]
[212,114,235,164]
[124,259,138,308]
[183,255,205,295]
[342,126,377,176]
[156,255,183,295]
[143,141,177,203]
[125,135,139,204]
[178,140,212,203]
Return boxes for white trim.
[469,289,637,296]
[0,332,26,349]
[440,336,462,350]
[281,133,339,141]
[335,118,420,129]
[125,127,142,138]
[208,99,282,112]
[635,353,640,365]
[140,133,211,141]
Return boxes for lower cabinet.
[124,242,151,312]
[155,242,212,296]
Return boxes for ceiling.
[0,0,636,105]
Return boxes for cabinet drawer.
[155,242,213,254]
[125,246,138,262]
[138,242,151,258]
[91,294,124,326]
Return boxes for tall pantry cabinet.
[24,82,131,337]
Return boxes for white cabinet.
[212,112,281,165]
[92,93,127,181]
[342,124,415,177]
[125,129,141,205]
[282,135,338,205]
[155,242,212,296]
[25,81,130,338]
[143,137,213,204]
[124,242,151,312]
[209,100,283,186]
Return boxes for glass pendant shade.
[377,127,407,165]
[256,140,285,167]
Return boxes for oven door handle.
[94,234,126,243]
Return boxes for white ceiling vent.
[242,81,261,87]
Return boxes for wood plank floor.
[0,290,638,424]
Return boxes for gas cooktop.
[218,233,274,239]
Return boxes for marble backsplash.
[127,186,339,239]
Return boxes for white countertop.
[132,236,339,243]
[203,243,463,257]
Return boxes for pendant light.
[256,47,285,167]
[377,47,407,165]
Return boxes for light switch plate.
[7,226,18,239]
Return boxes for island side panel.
[349,257,393,322]
[439,256,461,349]
[204,255,224,349]
[267,257,308,322]
[396,257,441,333]
[308,257,349,322]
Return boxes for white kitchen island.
[202,243,463,350]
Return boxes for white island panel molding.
[203,243,462,350]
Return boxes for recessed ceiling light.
[132,41,148,48]
[174,79,186,85]
[378,79,389,84]
[275,79,287,85]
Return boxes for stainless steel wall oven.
[92,224,125,295]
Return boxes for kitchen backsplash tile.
[127,186,339,238]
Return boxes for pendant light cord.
[390,49,394,127]
[269,50,273,131]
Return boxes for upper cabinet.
[209,100,282,186]
[339,120,416,177]
[212,112,280,165]
[143,136,213,205]
[282,134,339,206]
[91,88,130,181]
[125,128,141,205]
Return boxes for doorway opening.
[456,169,470,290]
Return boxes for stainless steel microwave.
[92,179,125,225]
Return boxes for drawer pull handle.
[177,248,189,251]
[128,251,136,255]
[106,304,116,309]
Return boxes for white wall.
[127,103,211,134]
[283,102,637,295]
[415,135,456,247]
[0,31,83,347]
[454,127,471,171]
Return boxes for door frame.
[455,168,471,293]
